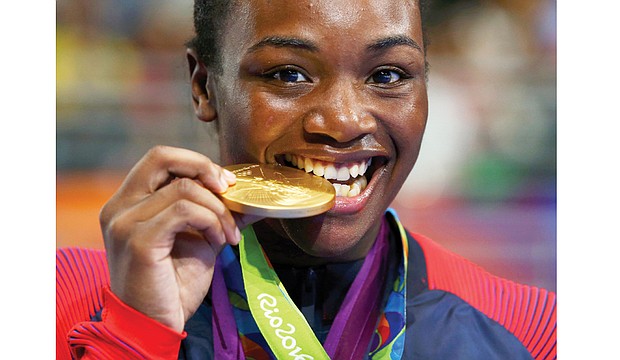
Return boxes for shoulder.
[56,247,110,321]
[56,247,109,292]
[405,231,556,360]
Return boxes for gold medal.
[220,163,335,218]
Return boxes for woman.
[56,0,556,358]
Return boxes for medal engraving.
[220,164,335,218]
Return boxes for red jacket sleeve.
[56,248,187,359]
[413,232,557,360]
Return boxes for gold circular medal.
[220,163,335,218]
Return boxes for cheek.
[247,112,279,138]
[390,97,428,153]
[245,94,301,160]
[218,90,294,163]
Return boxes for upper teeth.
[285,154,371,182]
[284,155,371,197]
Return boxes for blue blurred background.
[56,0,556,291]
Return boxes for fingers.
[101,146,243,260]
[128,177,242,247]
[134,199,235,258]
[100,145,235,231]
[121,145,236,198]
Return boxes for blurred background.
[56,0,556,291]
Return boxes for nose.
[302,81,377,144]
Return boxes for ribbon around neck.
[239,226,330,360]
[238,218,392,360]
[211,210,409,359]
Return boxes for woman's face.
[208,0,427,261]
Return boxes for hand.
[99,146,262,332]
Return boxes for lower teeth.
[332,176,367,197]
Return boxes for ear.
[187,48,217,123]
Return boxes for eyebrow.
[247,36,320,53]
[246,34,422,55]
[367,35,423,53]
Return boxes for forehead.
[223,0,422,52]
[255,0,417,29]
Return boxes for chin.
[280,210,381,260]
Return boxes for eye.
[269,69,309,83]
[368,69,403,84]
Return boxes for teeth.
[349,182,361,197]
[304,157,313,173]
[358,176,367,189]
[324,164,337,180]
[359,160,367,175]
[331,177,367,197]
[283,155,373,197]
[336,167,349,181]
[313,163,324,177]
[349,164,359,178]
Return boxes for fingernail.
[219,173,229,190]
[223,169,236,182]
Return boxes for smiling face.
[195,0,428,263]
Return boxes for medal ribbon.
[211,209,408,359]
[239,219,390,360]
[238,226,330,359]
[211,261,246,359]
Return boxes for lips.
[279,154,373,197]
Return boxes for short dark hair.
[186,0,233,70]
[188,0,429,72]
